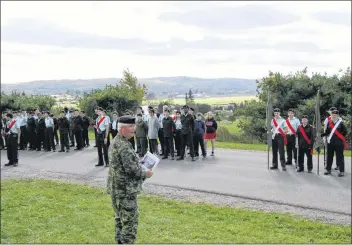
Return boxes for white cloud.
[1,1,351,84]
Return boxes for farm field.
[145,95,257,106]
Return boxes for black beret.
[273,108,280,112]
[137,113,142,117]
[288,108,295,113]
[331,110,339,115]
[176,110,181,114]
[164,109,170,113]
[329,107,337,111]
[6,113,13,118]
[302,115,308,119]
[118,115,136,124]
[182,105,189,109]
[148,106,153,109]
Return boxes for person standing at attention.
[107,115,153,244]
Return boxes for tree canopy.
[234,67,352,145]
[78,69,146,117]
[1,91,56,112]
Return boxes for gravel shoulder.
[2,165,351,226]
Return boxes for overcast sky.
[1,1,351,83]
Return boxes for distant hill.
[1,77,257,96]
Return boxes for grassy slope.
[1,179,351,244]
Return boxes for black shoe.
[324,170,331,175]
[210,152,214,156]
[66,149,70,153]
[191,157,195,162]
[334,167,339,170]
[13,162,18,167]
[171,156,175,160]
[338,172,344,177]
[176,157,184,161]
[4,162,13,167]
[53,149,56,152]
[74,148,81,151]
[296,168,304,172]
[162,156,168,159]
[307,169,312,173]
[58,150,65,152]
[282,167,287,171]
[95,163,104,167]
[270,166,278,170]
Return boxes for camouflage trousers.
[111,195,139,244]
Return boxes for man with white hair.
[107,115,153,244]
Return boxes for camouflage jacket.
[107,134,147,197]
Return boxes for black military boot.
[270,165,278,170]
[176,157,184,161]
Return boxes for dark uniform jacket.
[82,116,90,129]
[181,113,194,135]
[37,118,46,131]
[297,124,314,149]
[27,116,36,132]
[58,117,70,134]
[162,116,176,138]
[73,115,83,132]
[53,117,59,131]
[322,119,347,146]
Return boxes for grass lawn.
[1,179,351,244]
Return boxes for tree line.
[233,67,351,146]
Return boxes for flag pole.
[267,139,270,170]
[317,148,320,175]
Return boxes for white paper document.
[141,152,160,171]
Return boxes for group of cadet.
[270,107,348,177]
[93,104,219,167]
[1,108,93,166]
[1,104,219,168]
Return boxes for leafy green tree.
[188,89,195,104]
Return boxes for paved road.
[1,147,351,215]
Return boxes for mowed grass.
[1,179,351,244]
[145,95,257,106]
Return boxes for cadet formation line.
[1,105,348,177]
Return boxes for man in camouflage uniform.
[107,115,153,244]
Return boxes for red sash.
[8,120,16,130]
[96,117,105,132]
[328,120,348,149]
[285,119,297,135]
[273,119,287,145]
[298,125,313,155]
